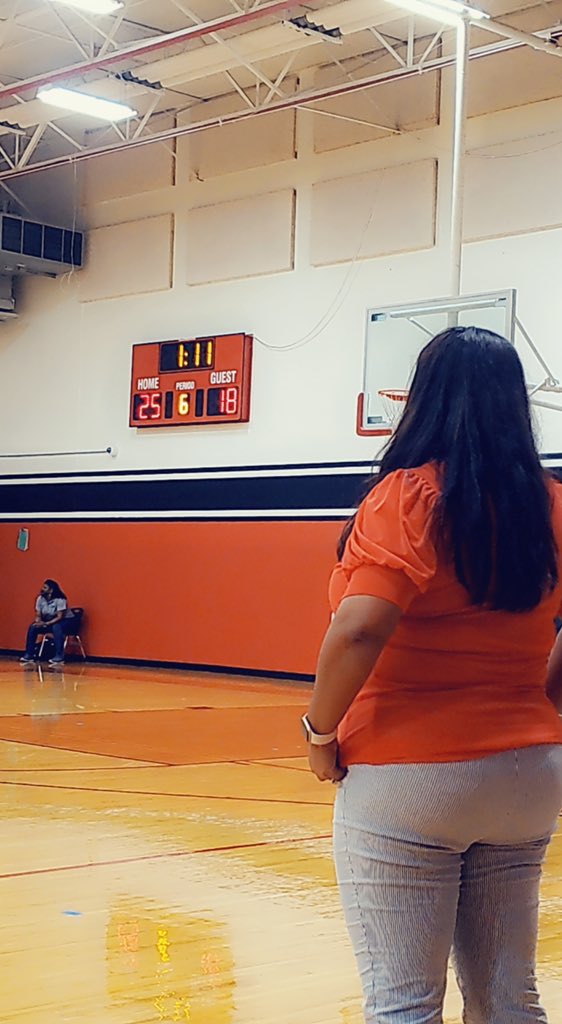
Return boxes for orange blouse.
[330,463,562,766]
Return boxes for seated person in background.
[20,579,73,666]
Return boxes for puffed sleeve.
[548,477,562,617]
[332,468,439,613]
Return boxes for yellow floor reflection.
[107,901,235,1023]
[0,657,560,1023]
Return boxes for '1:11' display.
[133,386,239,421]
[159,339,215,373]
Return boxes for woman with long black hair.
[303,327,562,1023]
[21,578,71,666]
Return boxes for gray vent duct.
[0,275,16,322]
[0,213,83,276]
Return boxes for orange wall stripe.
[0,520,340,675]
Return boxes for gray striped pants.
[333,745,562,1024]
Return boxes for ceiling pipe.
[477,16,562,56]
[0,0,301,101]
[1,23,561,181]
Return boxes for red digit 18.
[224,387,238,415]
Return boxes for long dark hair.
[339,326,558,612]
[44,579,67,600]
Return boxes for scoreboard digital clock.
[129,333,253,428]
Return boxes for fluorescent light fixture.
[47,0,124,13]
[38,87,137,122]
[383,0,489,25]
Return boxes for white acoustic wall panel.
[83,119,175,204]
[186,189,295,284]
[180,94,296,179]
[311,159,437,266]
[79,214,174,301]
[467,47,562,118]
[465,141,562,241]
[469,4,562,118]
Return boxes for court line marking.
[0,759,308,773]
[0,706,220,717]
[0,741,307,767]
[0,833,333,880]
[0,764,176,773]
[0,660,311,694]
[0,704,305,720]
[0,736,169,764]
[235,759,309,774]
[0,779,329,806]
[0,705,307,721]
[86,704,306,711]
[0,752,308,770]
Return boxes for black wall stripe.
[0,472,370,516]
[1,461,561,518]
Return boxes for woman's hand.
[305,597,401,784]
[307,740,347,784]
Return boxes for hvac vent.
[0,213,84,276]
[0,275,17,322]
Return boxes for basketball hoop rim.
[378,388,410,403]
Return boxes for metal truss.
[0,0,303,177]
[0,1,561,181]
[0,0,129,58]
[169,0,297,105]
[0,15,559,184]
[0,0,301,66]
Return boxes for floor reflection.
[107,902,235,1022]
[0,657,560,1023]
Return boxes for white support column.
[407,16,415,66]
[449,16,470,299]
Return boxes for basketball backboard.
[357,290,517,436]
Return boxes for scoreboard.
[129,333,252,428]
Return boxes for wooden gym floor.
[0,657,560,1024]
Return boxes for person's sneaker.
[48,658,64,666]
[19,656,35,665]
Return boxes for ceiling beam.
[0,0,399,138]
[2,24,560,182]
[477,16,562,57]
[170,0,290,101]
[0,0,301,101]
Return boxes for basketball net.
[378,382,562,428]
[378,389,409,430]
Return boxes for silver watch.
[301,714,338,746]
